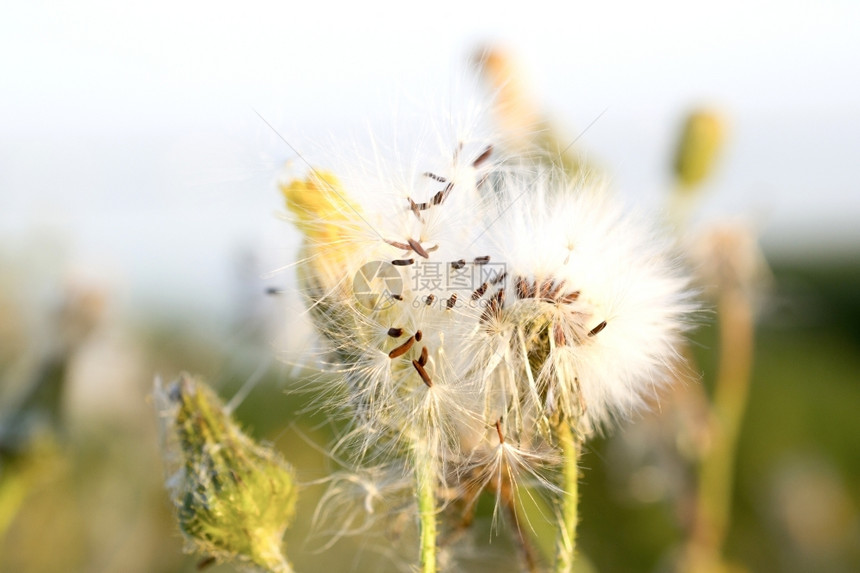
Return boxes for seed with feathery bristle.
[408,238,429,259]
[389,336,415,359]
[588,320,608,337]
[481,289,505,323]
[494,419,505,444]
[548,280,566,300]
[553,322,567,346]
[432,183,453,206]
[471,282,488,300]
[515,277,530,299]
[560,291,580,304]
[539,280,553,301]
[412,360,433,387]
[385,239,411,251]
[472,145,493,167]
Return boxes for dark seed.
[516,277,529,299]
[494,288,505,306]
[408,238,429,258]
[412,360,433,387]
[548,280,567,300]
[385,239,411,250]
[539,280,553,301]
[389,336,416,358]
[471,282,488,300]
[553,322,567,346]
[588,320,607,337]
[473,145,493,167]
[560,291,580,304]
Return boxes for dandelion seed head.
[283,100,694,529]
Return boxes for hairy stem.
[415,444,437,573]
[554,422,579,573]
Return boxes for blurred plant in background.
[2,47,860,573]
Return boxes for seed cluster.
[284,127,693,547]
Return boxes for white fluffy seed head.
[284,106,695,510]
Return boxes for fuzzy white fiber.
[286,107,695,519]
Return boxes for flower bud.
[156,374,297,573]
[673,110,725,191]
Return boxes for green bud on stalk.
[157,374,297,573]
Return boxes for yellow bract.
[281,171,362,290]
[281,171,353,247]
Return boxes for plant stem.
[687,286,754,571]
[554,422,579,573]
[415,444,437,573]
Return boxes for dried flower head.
[282,107,694,560]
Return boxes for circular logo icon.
[352,261,403,311]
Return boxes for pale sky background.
[2,0,859,319]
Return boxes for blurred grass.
[2,254,860,572]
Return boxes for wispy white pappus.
[281,101,695,546]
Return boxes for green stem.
[415,444,437,573]
[688,287,754,570]
[554,422,579,573]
